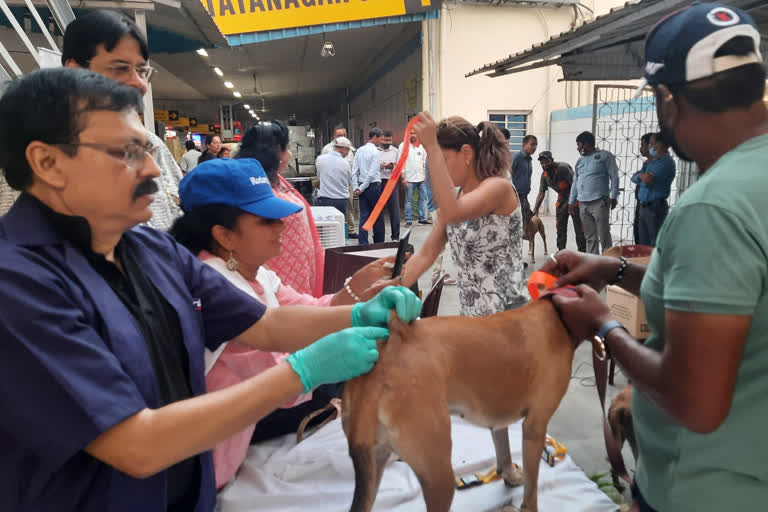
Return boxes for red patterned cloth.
[265,175,325,297]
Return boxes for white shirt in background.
[398,142,427,183]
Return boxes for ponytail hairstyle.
[436,116,509,180]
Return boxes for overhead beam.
[0,38,21,77]
[23,0,58,50]
[0,0,40,65]
[46,0,74,32]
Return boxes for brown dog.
[607,384,637,492]
[341,300,575,512]
[524,215,548,263]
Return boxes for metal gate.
[591,85,697,245]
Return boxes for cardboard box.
[601,245,653,338]
[605,285,650,339]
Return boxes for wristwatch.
[596,320,625,340]
[592,320,625,360]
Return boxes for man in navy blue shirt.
[0,68,420,512]
[631,133,676,246]
[512,134,538,226]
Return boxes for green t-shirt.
[635,133,768,510]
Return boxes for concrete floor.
[359,212,635,487]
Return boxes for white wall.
[432,0,638,214]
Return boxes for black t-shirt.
[36,196,200,511]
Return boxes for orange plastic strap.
[362,116,420,232]
[527,271,558,300]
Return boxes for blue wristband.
[597,320,624,340]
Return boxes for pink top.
[201,252,334,489]
[266,175,326,297]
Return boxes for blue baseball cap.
[178,158,302,219]
[634,3,762,97]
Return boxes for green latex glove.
[351,286,423,328]
[287,326,388,392]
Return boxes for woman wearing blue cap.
[171,157,401,489]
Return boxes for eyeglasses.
[57,141,160,171]
[90,61,156,82]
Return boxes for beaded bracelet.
[608,256,628,285]
[344,276,362,302]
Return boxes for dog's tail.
[385,310,411,349]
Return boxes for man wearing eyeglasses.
[62,10,183,231]
[0,67,421,512]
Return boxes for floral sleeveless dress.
[445,206,529,317]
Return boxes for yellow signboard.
[154,110,170,122]
[176,117,190,128]
[201,0,438,36]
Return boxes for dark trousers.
[250,382,344,443]
[317,196,348,216]
[381,178,400,240]
[520,194,531,225]
[358,182,385,245]
[636,199,669,246]
[556,203,587,252]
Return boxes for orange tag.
[527,271,558,300]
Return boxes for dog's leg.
[519,415,548,512]
[529,236,535,263]
[391,410,454,512]
[491,428,524,487]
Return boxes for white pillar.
[134,10,155,135]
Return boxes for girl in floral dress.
[402,114,528,316]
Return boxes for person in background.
[315,137,355,216]
[180,140,201,175]
[512,134,538,228]
[399,130,430,227]
[237,120,325,297]
[198,134,222,164]
[61,10,182,230]
[378,130,400,241]
[569,131,620,254]
[632,133,676,246]
[547,5,768,510]
[170,158,398,488]
[633,132,655,244]
[218,146,231,159]
[322,124,358,239]
[0,66,422,512]
[353,127,384,245]
[403,114,528,315]
[532,151,586,252]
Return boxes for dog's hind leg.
[538,223,547,255]
[519,414,548,512]
[391,408,454,512]
[491,428,525,487]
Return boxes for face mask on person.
[381,143,391,150]
[649,147,658,158]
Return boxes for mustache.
[132,179,159,201]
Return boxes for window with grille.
[489,113,528,153]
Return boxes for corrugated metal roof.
[226,10,439,46]
[467,0,768,80]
